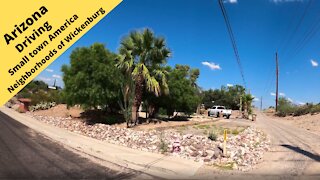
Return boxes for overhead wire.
[280,0,313,59]
[277,3,300,55]
[264,0,312,102]
[263,3,306,104]
[218,0,247,88]
[289,2,320,59]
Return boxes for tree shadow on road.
[281,144,320,162]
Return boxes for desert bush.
[231,129,240,135]
[158,133,168,153]
[208,130,218,141]
[277,98,320,117]
[104,116,120,125]
[29,102,56,111]
[277,97,295,117]
[310,104,320,115]
[293,105,312,116]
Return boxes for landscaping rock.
[26,113,270,171]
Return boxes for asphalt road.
[0,112,137,180]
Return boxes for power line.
[277,3,300,54]
[289,5,320,58]
[280,0,313,58]
[263,67,276,96]
[263,2,300,104]
[218,0,247,88]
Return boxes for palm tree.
[242,93,254,118]
[116,28,171,125]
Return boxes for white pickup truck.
[208,106,232,119]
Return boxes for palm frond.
[145,76,160,96]
[142,29,154,51]
[117,28,171,97]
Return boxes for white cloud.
[254,97,260,102]
[227,83,233,87]
[288,98,293,102]
[311,59,318,67]
[52,74,62,79]
[202,62,222,70]
[224,0,237,3]
[270,92,285,96]
[46,68,54,73]
[279,92,286,96]
[297,101,305,106]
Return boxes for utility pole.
[260,96,263,111]
[275,52,279,112]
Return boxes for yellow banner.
[0,0,122,106]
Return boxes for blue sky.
[37,0,320,108]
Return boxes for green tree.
[277,97,295,117]
[118,75,135,127]
[241,93,254,116]
[202,85,245,110]
[161,65,201,117]
[116,29,171,124]
[61,43,122,111]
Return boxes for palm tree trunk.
[131,105,138,124]
[148,103,156,118]
[132,74,144,125]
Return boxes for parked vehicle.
[208,106,232,119]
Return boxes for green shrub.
[276,111,287,117]
[277,99,319,117]
[208,131,218,141]
[158,107,167,116]
[158,133,168,153]
[277,97,295,117]
[293,105,311,116]
[310,105,320,115]
[231,129,240,135]
[104,116,119,125]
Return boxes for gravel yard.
[26,111,270,171]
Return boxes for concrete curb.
[0,106,202,179]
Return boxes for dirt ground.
[32,104,83,118]
[30,105,252,134]
[264,111,320,136]
[195,111,320,179]
[115,110,245,130]
[170,120,250,137]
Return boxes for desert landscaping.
[23,104,270,172]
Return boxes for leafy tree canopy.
[160,65,201,116]
[61,43,123,110]
[202,85,245,109]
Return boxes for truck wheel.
[226,115,230,119]
[216,112,220,118]
[208,111,211,117]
